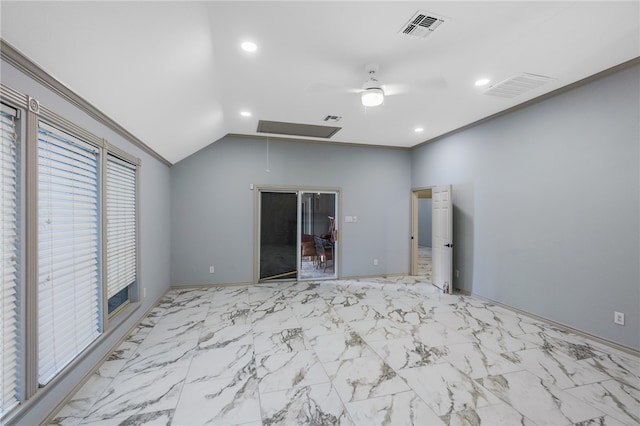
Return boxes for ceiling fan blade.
[305,82,360,94]
[383,77,448,96]
[382,83,411,96]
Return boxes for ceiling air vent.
[323,115,342,123]
[399,11,446,39]
[257,120,341,139]
[484,73,555,98]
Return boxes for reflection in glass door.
[299,192,337,280]
[259,191,298,281]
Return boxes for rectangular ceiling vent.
[399,11,446,39]
[257,120,341,139]
[484,73,555,98]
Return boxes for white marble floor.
[417,246,432,283]
[51,276,639,426]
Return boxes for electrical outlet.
[455,270,460,278]
[209,266,215,274]
[614,311,625,325]
[373,259,378,266]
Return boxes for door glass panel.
[259,191,298,281]
[300,192,337,280]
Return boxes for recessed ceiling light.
[241,41,257,52]
[475,78,490,87]
[414,127,424,133]
[240,111,252,117]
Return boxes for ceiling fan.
[360,64,385,107]
[307,63,446,108]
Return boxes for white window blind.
[106,155,136,299]
[37,121,100,385]
[0,105,20,416]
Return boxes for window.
[0,85,142,420]
[106,155,137,315]
[37,121,101,385]
[0,103,20,416]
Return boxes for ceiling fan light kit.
[361,87,384,107]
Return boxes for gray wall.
[418,198,432,246]
[1,60,172,424]
[412,64,640,349]
[170,136,412,285]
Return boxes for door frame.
[253,184,342,284]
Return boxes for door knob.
[445,243,453,247]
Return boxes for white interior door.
[432,185,453,293]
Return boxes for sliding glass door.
[299,192,337,280]
[258,188,338,282]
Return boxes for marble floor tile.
[51,403,94,425]
[460,304,543,337]
[520,329,608,361]
[310,331,377,363]
[479,370,606,425]
[348,318,413,342]
[82,367,188,423]
[198,323,253,350]
[142,316,204,345]
[253,327,310,354]
[120,338,197,374]
[96,341,139,380]
[398,362,502,417]
[78,409,174,426]
[324,356,411,403]
[445,404,536,426]
[155,299,210,325]
[411,321,473,347]
[50,280,639,426]
[574,415,627,426]
[461,326,538,354]
[503,346,610,389]
[345,390,444,426]
[186,344,255,383]
[297,311,349,338]
[368,337,450,370]
[206,303,251,327]
[291,301,334,320]
[250,306,300,332]
[384,304,431,325]
[443,342,521,379]
[580,352,640,387]
[260,383,353,425]
[565,379,640,425]
[172,374,261,425]
[256,350,329,393]
[333,303,388,322]
[209,286,249,310]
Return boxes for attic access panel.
[257,120,341,139]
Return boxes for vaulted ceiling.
[1,1,639,164]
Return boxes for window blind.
[37,121,100,385]
[106,155,136,299]
[0,105,20,416]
